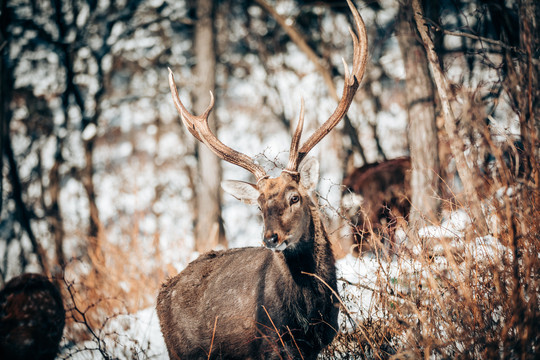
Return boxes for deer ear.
[221,180,259,205]
[298,157,319,192]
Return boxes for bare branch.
[423,17,540,66]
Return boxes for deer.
[157,1,367,358]
[0,273,65,360]
[341,157,411,254]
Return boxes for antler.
[285,0,368,172]
[168,68,268,182]
[169,0,366,181]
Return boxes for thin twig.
[425,18,539,66]
[64,278,111,359]
[207,316,218,360]
[286,326,304,360]
[423,18,523,54]
[261,305,291,359]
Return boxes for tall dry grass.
[324,113,539,359]
[58,218,177,358]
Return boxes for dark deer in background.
[157,1,367,358]
[342,157,411,254]
[0,273,65,360]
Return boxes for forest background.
[0,0,538,358]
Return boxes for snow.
[336,254,380,323]
[418,209,471,240]
[62,307,168,359]
[82,124,98,141]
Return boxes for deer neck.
[282,201,336,289]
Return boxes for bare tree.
[0,0,7,218]
[397,0,440,224]
[412,0,489,234]
[193,0,227,251]
[0,1,51,276]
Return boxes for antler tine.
[168,68,205,143]
[285,98,305,173]
[168,68,268,181]
[293,0,368,169]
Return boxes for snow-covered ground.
[61,307,167,359]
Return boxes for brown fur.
[0,273,65,360]
[342,157,411,253]
[157,172,339,359]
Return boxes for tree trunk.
[0,0,7,217]
[82,138,101,254]
[397,1,441,225]
[412,0,489,235]
[193,0,226,252]
[48,151,66,270]
[517,0,539,187]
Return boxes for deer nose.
[263,233,279,248]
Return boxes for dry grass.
[58,219,176,358]
[324,11,540,355]
[324,124,539,359]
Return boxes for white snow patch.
[62,307,167,360]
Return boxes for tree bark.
[47,150,66,270]
[82,139,100,245]
[397,0,440,225]
[0,0,7,217]
[193,0,226,252]
[412,0,489,235]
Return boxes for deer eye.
[289,195,300,205]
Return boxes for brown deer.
[157,1,367,358]
[0,273,65,360]
[341,157,411,254]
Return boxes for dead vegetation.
[326,171,539,359]
[323,26,540,357]
[58,221,175,359]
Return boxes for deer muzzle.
[263,233,288,251]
